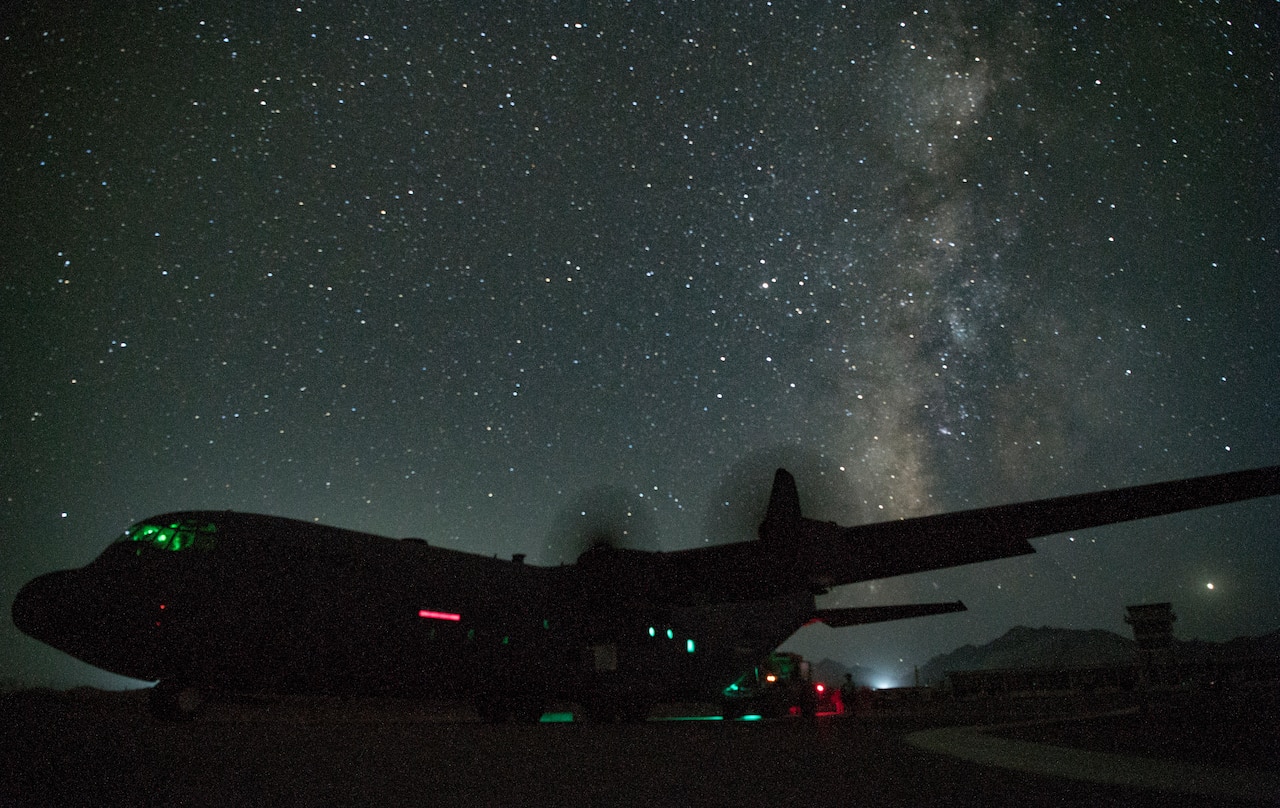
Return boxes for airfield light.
[765,674,777,683]
[648,627,656,637]
[418,609,462,621]
[815,683,825,693]
[686,639,695,653]
[539,712,574,723]
[666,628,674,640]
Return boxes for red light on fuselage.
[418,609,461,621]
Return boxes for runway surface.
[2,689,1274,807]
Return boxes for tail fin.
[758,468,801,540]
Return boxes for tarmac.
[908,710,1279,802]
[2,688,1275,807]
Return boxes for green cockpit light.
[119,520,217,552]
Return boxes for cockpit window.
[118,520,217,552]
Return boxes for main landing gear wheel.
[580,696,651,723]
[149,679,205,721]
[475,694,544,723]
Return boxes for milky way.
[3,1,1277,688]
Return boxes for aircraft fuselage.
[12,511,810,717]
[14,465,1279,719]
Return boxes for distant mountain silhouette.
[917,626,1135,685]
[917,625,1280,686]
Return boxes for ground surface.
[988,689,1279,772]
[1,689,1274,807]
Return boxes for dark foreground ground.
[1,688,1275,807]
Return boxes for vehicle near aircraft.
[12,465,1280,721]
[721,651,825,719]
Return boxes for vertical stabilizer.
[759,468,801,540]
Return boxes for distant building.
[945,662,1140,698]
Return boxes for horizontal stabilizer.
[812,600,967,627]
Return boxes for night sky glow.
[2,2,1277,690]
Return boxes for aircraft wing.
[667,465,1280,600]
[812,601,967,627]
[833,464,1280,583]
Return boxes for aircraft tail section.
[673,463,1280,603]
[754,468,842,593]
[758,468,802,541]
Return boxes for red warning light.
[815,683,825,693]
[418,609,461,621]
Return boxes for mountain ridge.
[915,625,1280,686]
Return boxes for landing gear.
[474,693,544,723]
[580,694,651,723]
[149,679,205,721]
[720,699,746,720]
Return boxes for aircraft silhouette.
[12,465,1280,720]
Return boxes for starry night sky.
[3,1,1277,689]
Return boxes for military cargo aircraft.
[12,465,1279,720]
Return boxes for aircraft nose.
[12,571,68,643]
[14,568,166,681]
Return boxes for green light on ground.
[539,712,574,723]
[686,638,695,653]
